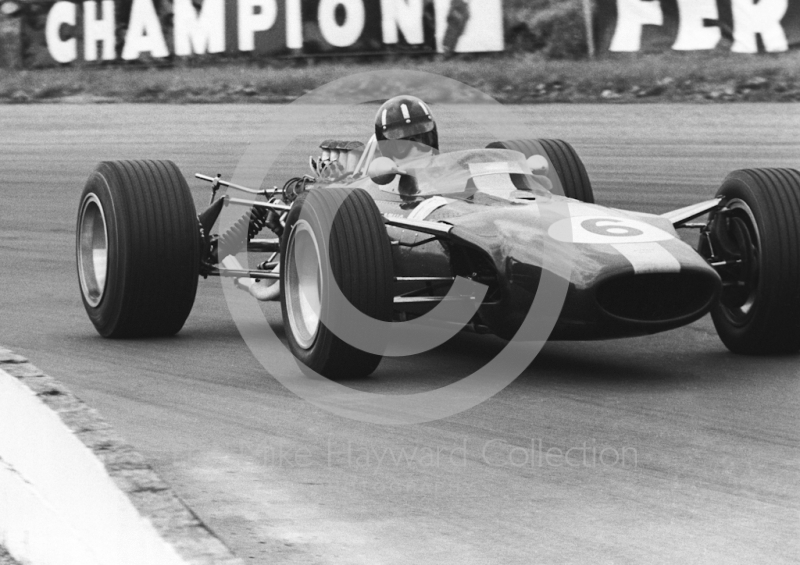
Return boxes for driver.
[375,95,439,165]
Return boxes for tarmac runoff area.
[0,103,798,564]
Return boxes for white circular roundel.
[548,216,675,244]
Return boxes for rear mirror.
[369,156,404,185]
[526,155,549,175]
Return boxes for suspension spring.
[248,206,269,240]
[217,206,270,257]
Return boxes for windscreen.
[389,149,551,200]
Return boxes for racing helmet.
[374,95,439,151]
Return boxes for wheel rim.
[285,220,323,349]
[77,194,109,308]
[714,198,761,326]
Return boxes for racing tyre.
[486,138,594,203]
[703,168,800,354]
[76,160,200,338]
[280,187,394,379]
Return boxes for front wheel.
[280,187,394,379]
[701,168,800,354]
[76,160,200,337]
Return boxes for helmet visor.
[383,119,435,140]
[378,139,435,160]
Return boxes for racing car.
[75,136,800,378]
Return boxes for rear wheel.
[76,160,200,337]
[486,138,594,203]
[701,168,800,354]
[280,187,393,379]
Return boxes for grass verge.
[1,51,800,103]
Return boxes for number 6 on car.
[548,215,674,244]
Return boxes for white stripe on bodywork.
[381,109,388,127]
[401,104,411,121]
[407,196,449,220]
[418,101,431,117]
[612,242,681,274]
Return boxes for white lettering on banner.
[285,0,303,49]
[731,0,789,53]
[609,0,663,52]
[380,0,424,45]
[42,0,506,62]
[45,2,77,63]
[122,0,169,59]
[672,0,720,50]
[174,0,225,55]
[238,0,278,51]
[318,0,365,47]
[83,0,116,61]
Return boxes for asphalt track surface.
[1,103,799,564]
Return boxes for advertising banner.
[595,0,800,53]
[12,0,503,66]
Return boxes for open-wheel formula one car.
[76,135,800,378]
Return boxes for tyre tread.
[78,160,199,338]
[280,187,392,379]
[712,167,800,354]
